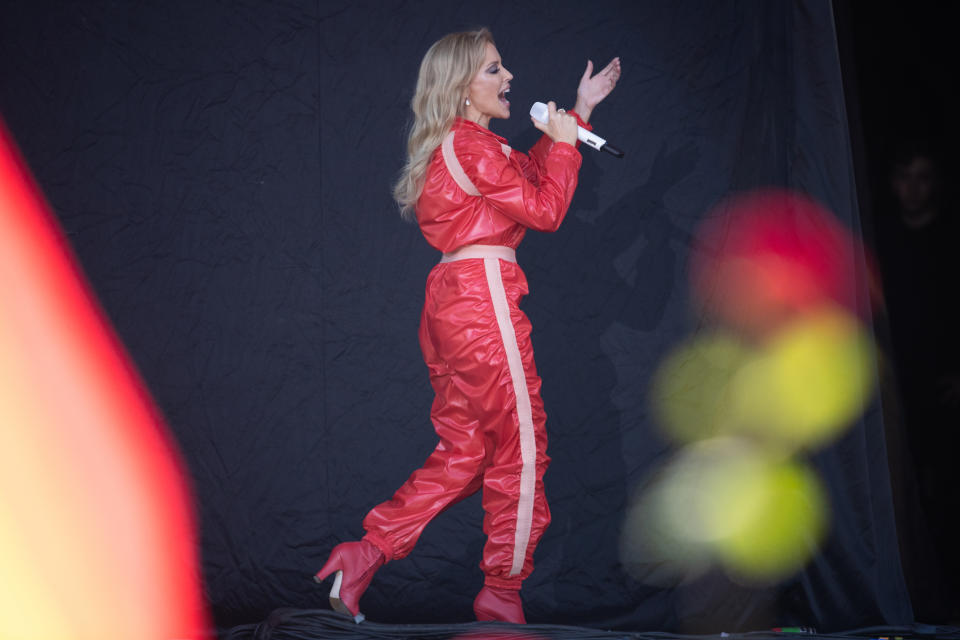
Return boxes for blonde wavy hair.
[393,28,495,221]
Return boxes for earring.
[465,97,471,106]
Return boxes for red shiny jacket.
[416,115,589,251]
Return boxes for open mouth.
[498,86,510,108]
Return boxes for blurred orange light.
[0,119,207,639]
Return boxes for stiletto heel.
[473,585,526,623]
[314,540,385,624]
[317,569,361,622]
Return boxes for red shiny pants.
[362,255,550,590]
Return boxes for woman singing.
[315,27,620,624]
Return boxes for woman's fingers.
[554,107,578,145]
[597,58,621,93]
[601,57,621,77]
[581,59,594,83]
[533,101,577,145]
[599,58,621,94]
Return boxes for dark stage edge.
[223,609,960,640]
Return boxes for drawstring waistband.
[440,245,516,263]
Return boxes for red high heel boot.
[473,585,526,623]
[314,540,385,623]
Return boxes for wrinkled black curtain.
[0,0,912,633]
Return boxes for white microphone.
[529,101,624,158]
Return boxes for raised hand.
[573,57,621,123]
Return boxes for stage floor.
[223,609,960,640]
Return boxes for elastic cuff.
[551,141,581,158]
[483,574,523,590]
[362,531,394,562]
[567,110,593,131]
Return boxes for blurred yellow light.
[620,439,827,585]
[649,332,753,444]
[714,458,828,582]
[731,307,875,448]
[619,463,714,585]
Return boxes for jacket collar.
[453,116,508,144]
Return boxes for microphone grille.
[529,102,548,124]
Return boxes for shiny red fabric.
[417,116,588,250]
[473,585,526,623]
[363,115,585,589]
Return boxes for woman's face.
[464,42,513,128]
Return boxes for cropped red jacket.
[416,114,590,251]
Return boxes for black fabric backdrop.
[0,0,913,633]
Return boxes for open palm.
[577,57,621,110]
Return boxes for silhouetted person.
[874,139,960,622]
